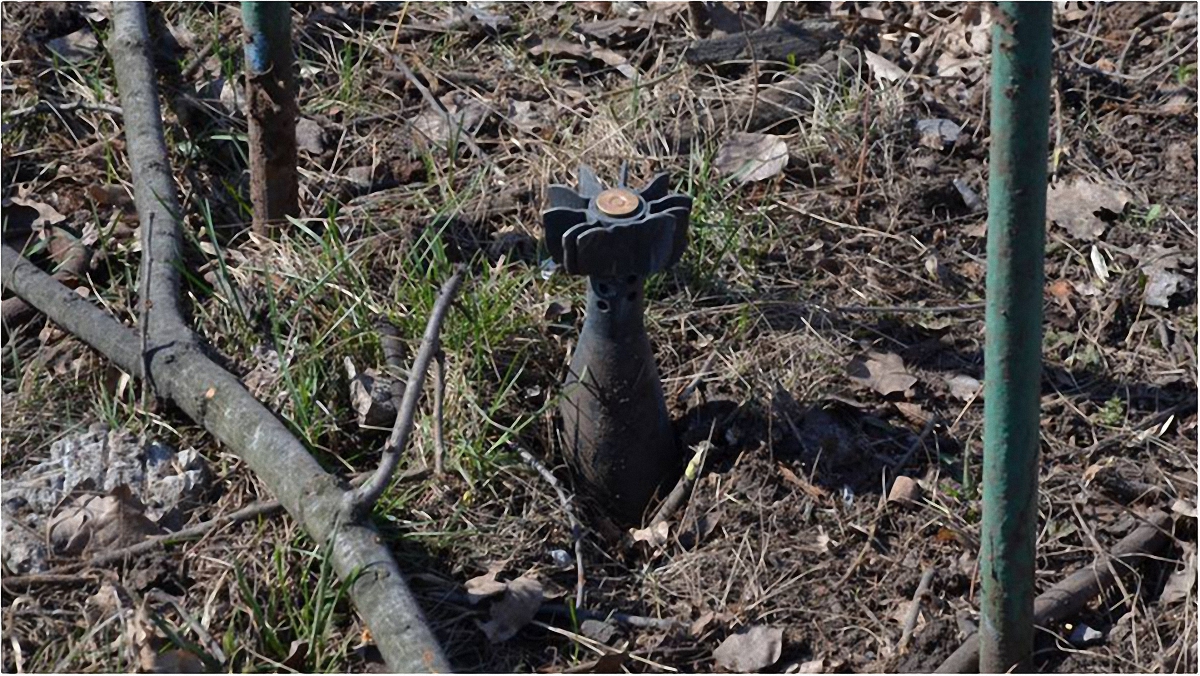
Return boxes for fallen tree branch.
[2,245,143,375]
[898,568,937,655]
[2,234,93,337]
[346,267,464,514]
[1,467,437,590]
[4,99,124,119]
[682,19,838,66]
[648,440,711,526]
[0,5,449,671]
[933,510,1175,673]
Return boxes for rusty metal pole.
[242,2,299,234]
[980,2,1053,672]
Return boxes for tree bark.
[242,1,299,233]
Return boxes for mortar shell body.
[560,275,679,522]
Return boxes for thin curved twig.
[516,446,586,609]
[345,267,465,514]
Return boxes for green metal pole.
[980,2,1052,673]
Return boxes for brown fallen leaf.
[887,475,922,507]
[578,18,650,45]
[629,520,670,548]
[714,132,788,183]
[778,464,827,500]
[295,117,326,155]
[713,625,784,672]
[1159,545,1196,605]
[48,485,163,556]
[465,561,510,604]
[1046,177,1131,241]
[3,196,68,233]
[47,27,100,63]
[347,365,399,429]
[846,351,918,398]
[411,92,490,147]
[528,38,636,78]
[477,576,544,643]
[943,373,981,402]
[864,50,906,83]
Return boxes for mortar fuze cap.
[542,165,692,277]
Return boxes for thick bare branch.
[2,245,142,376]
[934,511,1175,673]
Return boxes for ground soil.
[2,2,1196,673]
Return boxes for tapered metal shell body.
[542,167,692,522]
[561,275,676,522]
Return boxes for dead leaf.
[456,4,511,32]
[797,657,826,673]
[48,485,163,556]
[1144,267,1186,308]
[3,197,68,233]
[544,299,574,321]
[764,1,783,24]
[47,28,99,63]
[348,368,399,428]
[578,18,649,45]
[714,132,788,183]
[630,520,670,547]
[295,118,325,155]
[690,610,716,636]
[916,118,961,149]
[282,639,310,671]
[1046,177,1131,241]
[1172,498,1197,519]
[1089,245,1110,282]
[944,374,981,402]
[412,92,490,147]
[576,1,612,15]
[465,562,510,604]
[508,100,551,137]
[713,625,784,672]
[887,476,922,507]
[86,184,134,210]
[580,618,618,644]
[1047,279,1073,301]
[1160,546,1196,605]
[860,7,885,21]
[864,50,906,83]
[778,464,827,500]
[1132,245,1193,309]
[529,38,636,78]
[847,351,918,397]
[935,54,982,78]
[477,576,544,642]
[953,179,984,212]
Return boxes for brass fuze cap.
[595,188,639,217]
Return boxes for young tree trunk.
[243,1,299,234]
